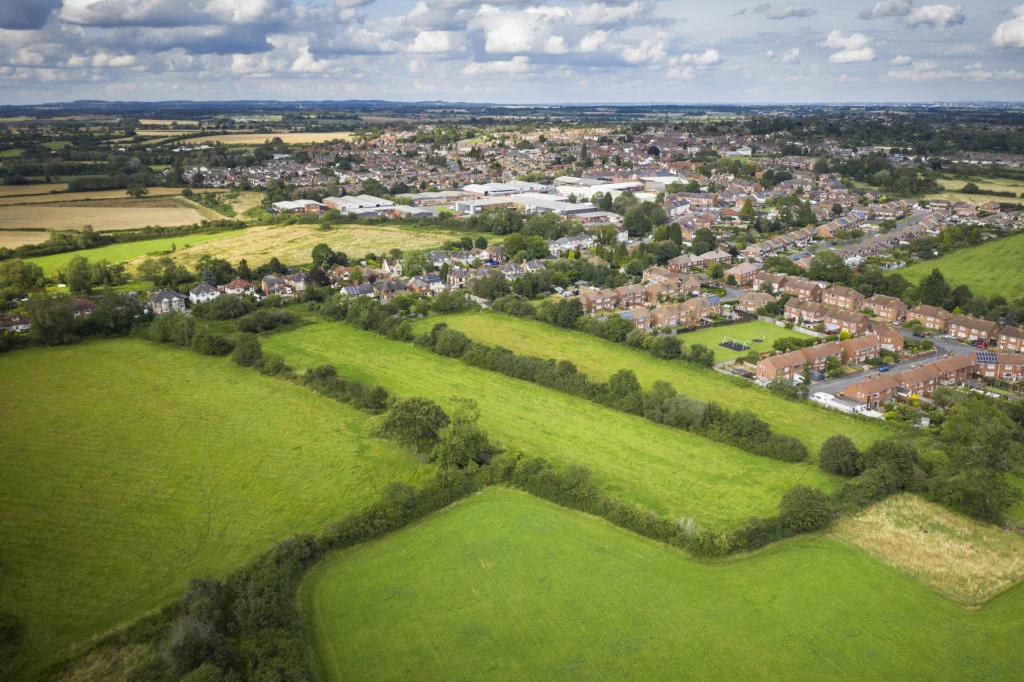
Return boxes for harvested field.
[159,223,459,268]
[832,494,1024,605]
[185,132,355,145]
[0,183,68,197]
[138,119,200,126]
[0,187,204,206]
[0,230,50,248]
[0,203,206,231]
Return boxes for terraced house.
[907,304,950,331]
[824,309,871,336]
[947,315,1000,342]
[971,351,1024,384]
[785,299,827,325]
[739,290,775,314]
[615,284,648,308]
[780,277,823,302]
[580,288,619,314]
[864,294,908,322]
[822,285,864,311]
[996,326,1024,352]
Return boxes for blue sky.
[0,0,1022,104]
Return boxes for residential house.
[447,267,470,289]
[382,258,403,277]
[522,260,547,274]
[643,266,681,287]
[651,302,685,329]
[693,249,732,269]
[972,351,1024,384]
[410,273,446,295]
[947,315,1000,342]
[621,307,652,331]
[645,281,677,301]
[261,275,293,298]
[150,290,187,315]
[824,309,871,336]
[374,279,409,302]
[224,278,255,296]
[667,254,698,273]
[751,272,789,293]
[680,275,704,296]
[615,284,648,308]
[580,288,620,315]
[283,272,309,293]
[864,294,908,322]
[785,299,827,325]
[498,262,524,280]
[724,262,760,285]
[0,314,31,333]
[822,285,865,311]
[72,297,97,319]
[840,334,881,365]
[996,326,1024,353]
[907,304,950,332]
[738,290,775,314]
[756,341,843,381]
[872,322,905,352]
[341,282,375,297]
[842,374,900,409]
[780,277,822,302]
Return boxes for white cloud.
[462,55,531,76]
[408,30,459,53]
[571,1,651,27]
[665,48,719,79]
[766,5,815,20]
[578,30,610,53]
[766,47,800,63]
[824,30,876,63]
[905,4,965,30]
[890,54,912,64]
[620,37,666,64]
[886,61,1018,82]
[859,0,912,19]
[992,5,1024,48]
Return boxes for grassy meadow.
[898,231,1024,300]
[303,488,1024,681]
[25,231,236,275]
[659,320,796,363]
[263,322,839,527]
[407,312,901,452]
[0,340,428,673]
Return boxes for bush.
[231,333,263,367]
[148,312,196,348]
[818,434,860,477]
[237,309,294,333]
[192,295,254,321]
[191,330,234,356]
[779,485,833,533]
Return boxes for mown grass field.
[160,223,463,269]
[0,340,428,674]
[25,231,237,275]
[263,322,838,527]
[303,488,1024,681]
[408,312,901,452]
[898,232,1024,300]
[667,320,798,363]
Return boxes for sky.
[0,0,1022,105]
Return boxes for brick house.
[872,322,905,352]
[824,309,871,336]
[971,351,1024,384]
[580,288,620,314]
[752,272,789,293]
[864,294,908,322]
[947,315,1000,342]
[725,262,760,285]
[781,277,823,302]
[667,254,698,273]
[996,326,1024,353]
[623,307,652,331]
[652,303,685,329]
[822,285,865,311]
[739,291,775,314]
[785,299,827,325]
[907,304,950,332]
[840,334,882,365]
[842,374,900,409]
[615,284,648,308]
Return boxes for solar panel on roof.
[976,351,998,364]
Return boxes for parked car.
[913,331,925,338]
[878,365,890,372]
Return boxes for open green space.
[25,230,237,275]
[898,232,1024,301]
[664,320,797,363]
[263,322,838,527]
[0,339,427,674]
[304,488,1024,681]
[41,140,72,150]
[408,312,901,453]
[0,148,24,157]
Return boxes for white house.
[189,283,221,305]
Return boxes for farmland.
[0,187,203,206]
[25,230,236,275]
[180,132,357,145]
[303,488,1024,681]
[0,340,428,673]
[898,231,1024,300]
[0,230,50,248]
[936,176,1024,195]
[263,322,839,527]
[0,183,68,196]
[407,312,901,452]
[156,222,465,269]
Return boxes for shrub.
[237,309,294,333]
[192,295,254,321]
[779,485,833,533]
[231,333,263,367]
[191,330,234,356]
[818,434,860,477]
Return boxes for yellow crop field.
[138,119,200,126]
[0,187,203,206]
[0,231,50,248]
[0,204,206,232]
[152,223,456,268]
[0,183,68,197]
[186,132,355,145]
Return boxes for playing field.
[407,312,901,453]
[185,132,356,145]
[159,223,463,269]
[0,202,207,232]
[898,231,1024,301]
[263,322,839,527]
[672,320,797,363]
[25,230,237,275]
[303,488,1024,681]
[0,340,428,674]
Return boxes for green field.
[898,232,1024,301]
[0,340,427,673]
[263,322,838,527]
[407,312,901,452]
[0,148,24,157]
[663,320,797,363]
[303,488,1024,681]
[25,230,237,275]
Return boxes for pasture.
[263,322,839,527]
[407,312,900,452]
[0,340,428,673]
[303,488,1024,681]
[0,201,206,232]
[160,223,462,268]
[25,231,236,275]
[183,132,356,145]
[898,231,1024,300]
[832,494,1024,605]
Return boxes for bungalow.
[996,326,1024,353]
[72,297,97,319]
[785,299,827,325]
[907,304,950,332]
[224,278,255,296]
[947,315,999,342]
[724,262,760,285]
[189,283,220,305]
[843,374,900,409]
[864,294,908,322]
[150,290,187,315]
[0,313,31,333]
[580,288,620,315]
[971,351,1024,384]
[822,285,864,311]
[738,290,775,314]
[341,282,375,297]
[824,309,871,337]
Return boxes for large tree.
[377,397,450,455]
[430,399,494,470]
[25,294,75,345]
[919,268,951,307]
